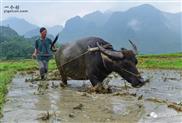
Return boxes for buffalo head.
[97,41,145,88]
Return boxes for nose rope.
[121,69,141,77]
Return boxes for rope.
[59,50,89,67]
[58,44,111,67]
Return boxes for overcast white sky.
[1,0,182,27]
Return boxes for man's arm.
[32,40,38,58]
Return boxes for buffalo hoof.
[89,84,112,94]
[60,83,67,88]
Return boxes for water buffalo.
[51,37,145,89]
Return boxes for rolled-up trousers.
[38,60,48,77]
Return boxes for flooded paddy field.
[1,69,182,123]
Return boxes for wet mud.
[1,69,182,123]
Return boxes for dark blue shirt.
[35,37,52,61]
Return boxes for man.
[32,27,53,80]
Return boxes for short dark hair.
[40,27,46,33]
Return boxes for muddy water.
[1,69,182,123]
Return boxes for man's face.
[41,30,47,39]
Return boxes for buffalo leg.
[88,74,105,92]
[88,75,99,87]
[58,68,67,85]
[61,77,67,85]
[60,76,67,88]
[88,74,112,93]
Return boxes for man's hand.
[53,46,59,51]
[32,53,37,59]
[32,48,38,59]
